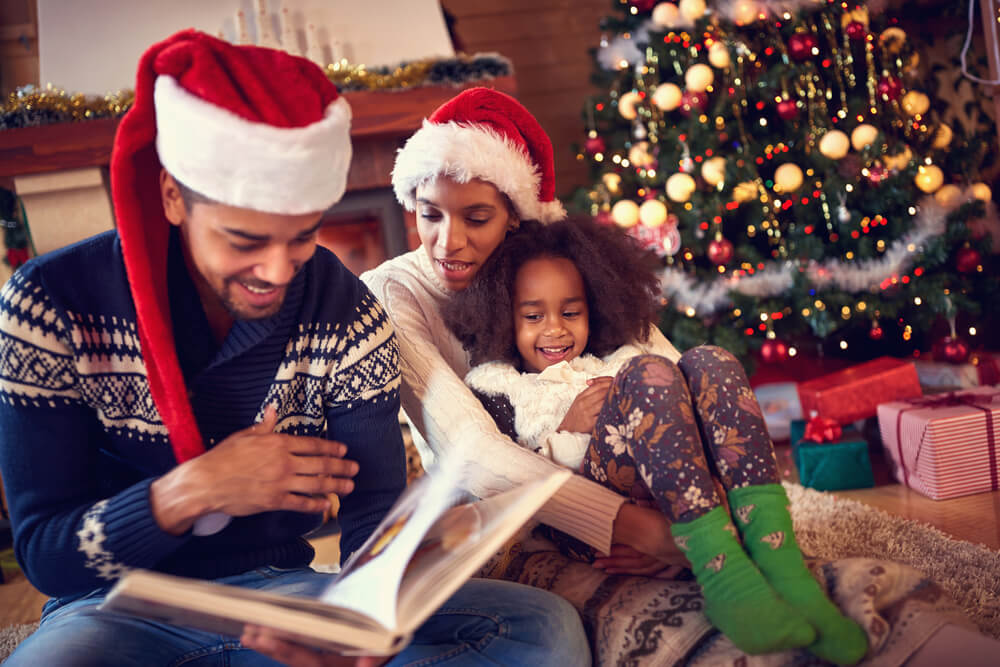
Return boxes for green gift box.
[790,419,875,492]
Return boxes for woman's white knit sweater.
[361,249,681,553]
[465,345,645,470]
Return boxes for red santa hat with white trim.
[111,29,351,465]
[391,87,566,223]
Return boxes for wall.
[442,0,607,198]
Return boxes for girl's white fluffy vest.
[464,344,644,470]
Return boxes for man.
[0,30,589,666]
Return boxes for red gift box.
[797,357,922,425]
[877,387,1000,500]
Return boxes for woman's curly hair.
[443,216,663,367]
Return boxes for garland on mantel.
[0,53,512,130]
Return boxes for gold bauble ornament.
[639,199,669,227]
[651,2,680,28]
[684,64,714,93]
[878,27,907,54]
[602,172,622,193]
[701,156,727,187]
[708,41,731,69]
[666,172,697,202]
[881,145,913,171]
[841,7,869,27]
[774,163,804,192]
[733,181,757,202]
[901,90,930,116]
[934,184,963,210]
[611,199,640,227]
[732,0,758,25]
[932,123,953,149]
[618,91,642,120]
[818,130,850,159]
[968,182,992,202]
[652,83,683,111]
[678,0,706,22]
[914,165,944,193]
[850,123,879,151]
[628,141,656,168]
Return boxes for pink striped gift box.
[877,387,1000,500]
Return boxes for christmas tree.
[571,0,998,371]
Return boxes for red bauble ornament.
[845,21,867,42]
[866,164,889,184]
[679,90,709,117]
[584,136,606,156]
[760,339,790,364]
[788,33,818,62]
[706,237,734,264]
[955,246,982,273]
[876,76,903,102]
[934,336,971,364]
[868,325,883,341]
[776,99,799,121]
[629,0,657,12]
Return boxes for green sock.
[671,505,814,655]
[728,484,868,665]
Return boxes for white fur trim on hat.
[154,75,352,214]
[392,121,566,223]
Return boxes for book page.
[393,469,572,633]
[318,459,469,629]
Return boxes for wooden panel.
[444,0,606,198]
[444,0,607,17]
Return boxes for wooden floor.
[2,443,999,629]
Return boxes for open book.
[99,462,572,655]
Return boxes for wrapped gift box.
[790,419,874,492]
[877,386,1000,500]
[797,357,922,425]
[914,352,1000,391]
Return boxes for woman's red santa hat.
[111,29,351,465]
[391,87,566,223]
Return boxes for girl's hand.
[557,377,613,434]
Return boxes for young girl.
[443,216,867,663]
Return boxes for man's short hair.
[175,177,217,211]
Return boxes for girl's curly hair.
[443,216,662,366]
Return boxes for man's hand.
[151,405,358,535]
[557,377,613,434]
[241,625,389,667]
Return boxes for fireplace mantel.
[0,75,516,188]
[0,76,516,269]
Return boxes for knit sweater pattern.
[0,231,406,598]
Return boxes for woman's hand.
[593,543,681,577]
[557,377,613,434]
[241,625,390,667]
[610,502,685,564]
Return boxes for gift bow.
[803,416,843,443]
[894,389,1000,489]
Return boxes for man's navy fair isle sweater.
[0,229,406,598]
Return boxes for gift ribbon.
[894,390,1000,489]
[803,416,843,443]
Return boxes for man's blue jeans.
[6,567,592,666]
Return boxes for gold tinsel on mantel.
[325,59,434,92]
[1,53,512,130]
